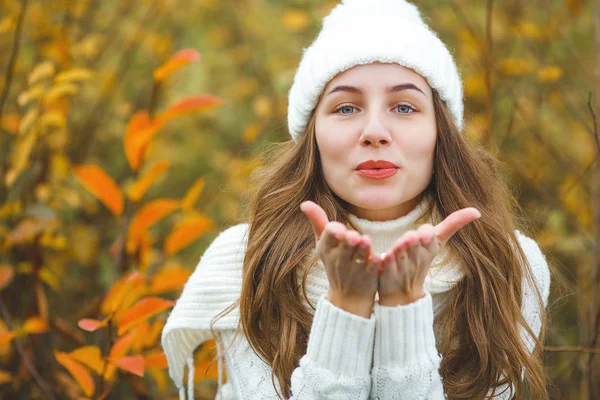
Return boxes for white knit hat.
[287,0,464,142]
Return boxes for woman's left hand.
[378,207,482,306]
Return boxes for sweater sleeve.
[223,295,376,399]
[369,230,551,400]
[370,292,445,400]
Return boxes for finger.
[300,201,330,241]
[320,222,345,250]
[339,230,361,262]
[352,236,370,267]
[417,224,436,245]
[435,207,481,245]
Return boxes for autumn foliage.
[0,0,598,399]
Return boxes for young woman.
[162,0,551,399]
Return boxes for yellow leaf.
[142,319,165,349]
[54,68,94,83]
[101,271,145,315]
[181,178,205,212]
[39,267,60,291]
[54,351,95,397]
[282,10,310,32]
[69,346,104,375]
[149,264,192,295]
[499,58,536,76]
[153,49,201,82]
[512,22,543,39]
[0,369,12,384]
[72,165,124,216]
[127,161,170,202]
[21,317,48,334]
[537,66,563,82]
[7,129,37,186]
[126,199,179,253]
[40,110,67,129]
[163,215,214,257]
[147,367,168,393]
[17,84,45,107]
[43,83,79,104]
[252,95,272,118]
[242,122,263,144]
[28,61,56,86]
[18,108,39,135]
[464,74,487,99]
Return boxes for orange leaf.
[142,319,165,349]
[0,332,17,344]
[153,49,201,82]
[156,95,225,125]
[181,178,205,212]
[54,351,95,397]
[69,346,104,375]
[109,331,135,361]
[0,265,15,291]
[127,161,170,202]
[77,318,108,332]
[149,265,191,295]
[194,359,219,381]
[101,271,145,315]
[145,350,168,369]
[163,215,214,257]
[114,355,144,377]
[21,317,48,334]
[126,199,179,253]
[123,111,164,171]
[117,297,174,336]
[73,165,123,216]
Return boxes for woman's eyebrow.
[326,83,426,97]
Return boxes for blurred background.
[0,0,597,398]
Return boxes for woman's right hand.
[300,201,381,318]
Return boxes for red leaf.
[153,49,201,82]
[115,355,144,377]
[77,318,107,332]
[156,95,225,125]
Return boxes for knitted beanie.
[287,0,464,142]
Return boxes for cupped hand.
[378,207,482,306]
[300,201,381,317]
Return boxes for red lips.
[356,160,399,170]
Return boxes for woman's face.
[314,62,437,221]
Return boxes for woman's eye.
[395,104,415,114]
[336,105,356,115]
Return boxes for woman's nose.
[359,112,392,146]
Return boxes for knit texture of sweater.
[161,196,551,399]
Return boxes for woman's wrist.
[378,290,426,306]
[326,291,374,318]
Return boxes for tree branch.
[0,297,56,400]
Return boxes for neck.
[346,194,423,222]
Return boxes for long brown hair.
[225,90,548,399]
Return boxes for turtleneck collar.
[347,196,430,255]
[346,196,464,294]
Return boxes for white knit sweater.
[161,197,551,399]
